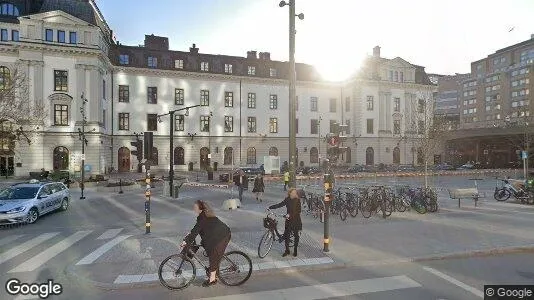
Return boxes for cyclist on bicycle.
[268,188,302,257]
[180,200,231,287]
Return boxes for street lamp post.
[157,104,201,197]
[78,93,90,200]
[318,117,322,166]
[279,0,304,189]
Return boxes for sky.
[95,0,534,81]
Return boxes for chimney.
[262,52,270,60]
[189,43,199,54]
[531,33,534,39]
[373,46,381,58]
[144,34,169,50]
[247,51,257,59]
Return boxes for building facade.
[0,0,438,176]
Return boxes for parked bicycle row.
[300,184,439,222]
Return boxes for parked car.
[347,165,364,173]
[0,180,70,225]
[456,162,484,170]
[434,163,455,171]
[397,164,416,172]
[296,166,321,175]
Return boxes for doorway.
[0,156,14,176]
[200,147,210,170]
[118,147,130,172]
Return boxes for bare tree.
[0,66,46,152]
[405,90,449,187]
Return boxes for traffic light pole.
[145,170,151,234]
[323,161,333,252]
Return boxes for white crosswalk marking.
[0,234,24,247]
[0,233,58,265]
[76,234,131,265]
[96,228,123,240]
[8,231,92,273]
[193,275,421,300]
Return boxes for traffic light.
[130,140,143,162]
[144,132,154,165]
[326,123,349,163]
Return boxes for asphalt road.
[0,174,533,300]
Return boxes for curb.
[65,258,345,291]
[183,182,230,189]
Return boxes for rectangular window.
[200,61,209,71]
[367,96,374,110]
[200,90,209,106]
[366,119,373,134]
[174,59,183,69]
[394,97,400,112]
[329,120,336,133]
[345,119,351,134]
[147,114,158,131]
[175,115,185,131]
[270,68,277,77]
[118,85,129,102]
[248,66,256,75]
[200,116,210,132]
[247,93,256,108]
[175,88,184,105]
[147,87,157,104]
[57,30,65,43]
[417,99,425,113]
[224,92,234,107]
[0,29,7,41]
[269,117,278,133]
[247,117,256,133]
[224,63,233,74]
[296,118,299,134]
[269,94,278,109]
[311,119,318,134]
[418,120,425,134]
[103,79,106,99]
[69,31,76,44]
[345,97,350,112]
[11,30,18,41]
[118,113,129,130]
[54,104,68,125]
[224,116,233,132]
[329,98,337,112]
[54,70,68,91]
[393,120,400,134]
[45,29,53,42]
[310,97,318,111]
[400,72,404,82]
[119,54,129,65]
[148,56,157,68]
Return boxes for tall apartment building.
[434,73,469,120]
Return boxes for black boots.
[293,247,297,257]
[282,250,290,257]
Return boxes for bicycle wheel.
[426,197,438,213]
[257,230,274,258]
[384,197,393,217]
[340,207,348,221]
[347,195,359,217]
[217,251,253,286]
[360,198,372,218]
[158,254,196,290]
[412,199,427,214]
[396,195,407,212]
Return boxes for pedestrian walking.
[283,171,289,191]
[252,174,265,202]
[233,169,247,202]
[268,188,302,257]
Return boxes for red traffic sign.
[328,136,340,146]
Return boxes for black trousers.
[208,234,231,273]
[284,226,300,252]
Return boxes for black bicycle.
[159,240,252,290]
[258,210,295,258]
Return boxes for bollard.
[145,172,151,234]
[323,167,334,253]
[118,179,123,194]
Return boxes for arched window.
[366,147,374,165]
[417,147,424,165]
[345,147,352,163]
[247,147,256,164]
[174,147,184,165]
[53,146,69,170]
[393,147,401,164]
[310,147,318,163]
[0,66,10,90]
[0,3,19,16]
[269,147,278,156]
[223,147,233,165]
[151,147,159,166]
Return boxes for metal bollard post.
[323,167,334,253]
[118,179,123,194]
[145,171,151,234]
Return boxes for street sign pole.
[145,170,151,234]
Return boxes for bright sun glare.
[315,56,365,82]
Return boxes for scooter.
[494,177,534,204]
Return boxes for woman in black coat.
[252,174,265,202]
[181,200,231,287]
[268,188,302,257]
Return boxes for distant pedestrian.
[283,171,289,191]
[252,174,265,202]
[233,169,247,202]
[268,188,302,257]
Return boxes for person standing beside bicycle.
[180,200,231,287]
[268,188,302,257]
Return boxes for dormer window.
[200,61,209,71]
[0,3,19,16]
[119,54,129,65]
[248,66,256,76]
[174,59,183,69]
[269,68,277,77]
[57,30,65,43]
[148,56,157,68]
[45,29,53,42]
